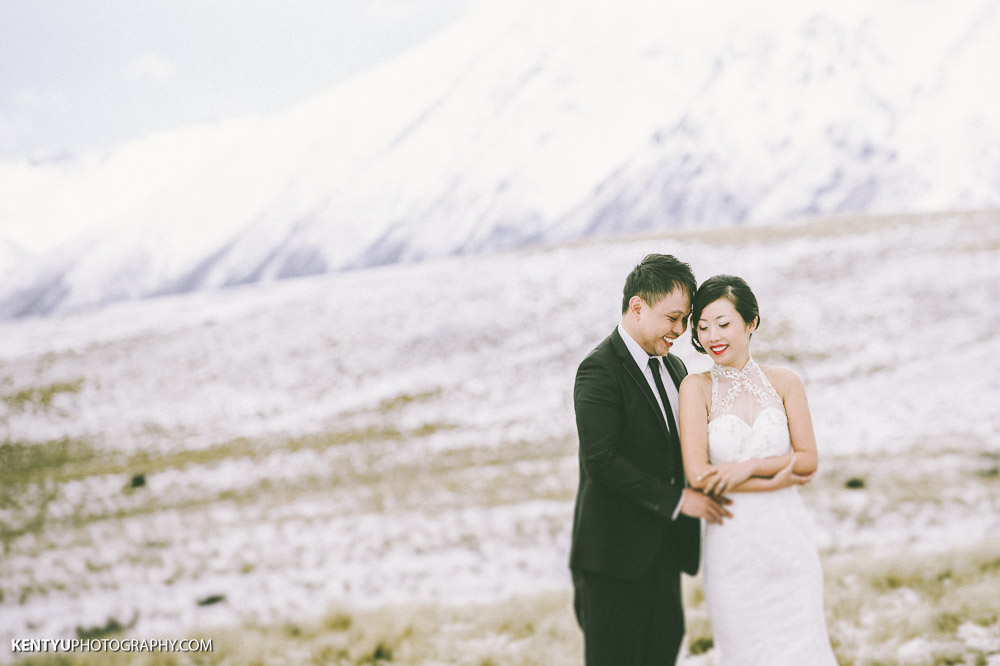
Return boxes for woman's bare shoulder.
[680,370,713,392]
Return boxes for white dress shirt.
[617,323,681,428]
[617,323,686,519]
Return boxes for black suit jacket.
[569,327,701,578]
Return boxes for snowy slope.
[1,0,999,317]
[0,210,998,652]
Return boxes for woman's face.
[696,297,755,368]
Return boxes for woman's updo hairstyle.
[690,274,761,354]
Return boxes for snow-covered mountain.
[2,0,999,317]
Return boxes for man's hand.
[679,488,733,525]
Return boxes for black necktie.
[648,356,679,438]
[649,357,685,479]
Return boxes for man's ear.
[627,295,643,318]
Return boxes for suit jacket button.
[670,478,676,485]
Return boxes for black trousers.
[573,543,685,665]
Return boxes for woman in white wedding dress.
[678,275,837,665]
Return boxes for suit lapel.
[663,354,684,390]
[611,329,671,441]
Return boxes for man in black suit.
[570,254,731,664]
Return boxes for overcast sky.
[0,0,471,162]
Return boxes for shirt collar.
[617,322,659,372]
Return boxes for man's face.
[632,288,691,356]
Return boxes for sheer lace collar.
[709,356,756,380]
[708,355,783,423]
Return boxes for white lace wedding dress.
[702,357,836,665]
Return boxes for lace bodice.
[707,357,791,464]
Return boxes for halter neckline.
[709,356,756,380]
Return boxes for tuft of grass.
[1,379,84,411]
[377,389,442,413]
[688,635,714,655]
[0,438,94,551]
[76,613,138,640]
[361,642,394,663]
[0,438,96,483]
[325,613,353,632]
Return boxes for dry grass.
[11,541,999,665]
[10,592,583,666]
[823,539,1000,664]
[1,379,85,412]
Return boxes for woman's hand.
[772,454,816,489]
[696,460,756,497]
